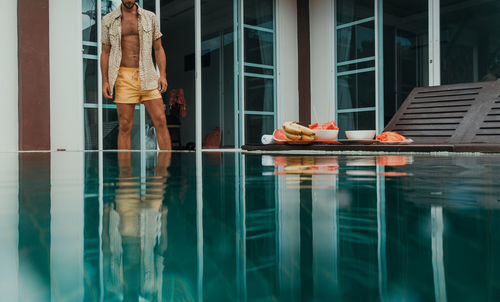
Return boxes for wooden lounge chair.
[384,79,500,145]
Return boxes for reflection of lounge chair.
[384,79,500,149]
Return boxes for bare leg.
[116,103,136,150]
[154,151,172,177]
[144,98,172,150]
[118,151,132,175]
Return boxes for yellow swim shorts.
[114,67,162,104]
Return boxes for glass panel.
[338,71,375,109]
[440,0,500,85]
[245,76,274,112]
[338,110,376,138]
[103,107,141,150]
[245,115,274,145]
[245,66,274,75]
[143,0,155,11]
[101,0,121,16]
[83,45,98,56]
[383,0,428,126]
[337,59,375,73]
[201,0,235,148]
[145,113,158,150]
[337,21,375,63]
[162,1,195,149]
[84,108,98,150]
[244,0,274,29]
[83,59,98,104]
[337,0,374,25]
[82,0,97,42]
[244,29,274,66]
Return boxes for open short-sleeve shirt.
[101,5,163,91]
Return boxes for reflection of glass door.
[236,155,279,300]
[237,0,277,146]
[335,0,381,136]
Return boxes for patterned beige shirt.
[101,5,163,91]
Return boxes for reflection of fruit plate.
[377,139,414,144]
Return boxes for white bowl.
[313,129,339,140]
[345,130,376,140]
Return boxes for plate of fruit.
[376,132,414,144]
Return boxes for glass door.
[84,0,278,150]
[200,0,236,149]
[440,0,500,85]
[382,0,428,126]
[83,0,160,150]
[334,0,378,137]
[237,0,277,146]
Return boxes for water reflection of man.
[103,152,170,301]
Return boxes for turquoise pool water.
[1,151,500,301]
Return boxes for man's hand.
[158,76,168,93]
[103,82,113,99]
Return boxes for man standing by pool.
[101,0,171,150]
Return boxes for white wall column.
[50,0,84,151]
[277,0,299,125]
[0,154,19,300]
[309,0,335,124]
[50,152,85,301]
[1,0,19,151]
[429,0,441,86]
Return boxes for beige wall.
[50,0,84,151]
[309,0,335,124]
[1,0,19,151]
[277,0,300,125]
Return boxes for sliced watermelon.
[308,122,319,129]
[273,129,287,142]
[321,121,339,130]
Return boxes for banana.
[296,124,314,136]
[283,121,315,136]
[284,131,302,141]
[283,121,301,135]
[301,134,315,141]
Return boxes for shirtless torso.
[120,10,140,68]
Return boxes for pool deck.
[243,143,500,153]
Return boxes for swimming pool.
[1,151,499,301]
